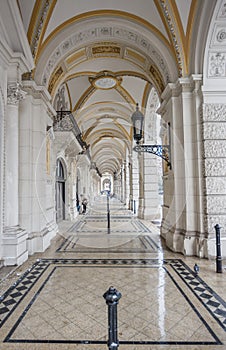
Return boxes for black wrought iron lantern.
[131,103,144,144]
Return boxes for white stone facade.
[0,0,226,266]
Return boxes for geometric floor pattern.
[0,197,225,349]
[57,234,160,253]
[68,218,151,233]
[0,258,225,346]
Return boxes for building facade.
[0,0,226,266]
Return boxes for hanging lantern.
[131,103,144,144]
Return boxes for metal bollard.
[214,224,223,273]
[103,286,122,350]
[133,200,136,214]
[107,195,110,234]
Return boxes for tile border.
[0,258,224,345]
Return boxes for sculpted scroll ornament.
[7,83,27,105]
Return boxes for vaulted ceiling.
[17,0,215,175]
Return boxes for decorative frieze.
[203,103,226,121]
[7,83,27,105]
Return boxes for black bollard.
[215,224,223,273]
[103,286,122,350]
[133,200,136,214]
[107,195,110,234]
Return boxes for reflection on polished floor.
[0,196,225,350]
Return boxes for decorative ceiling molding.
[155,0,183,76]
[27,0,57,61]
[38,24,171,88]
[206,0,226,79]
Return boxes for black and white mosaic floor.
[0,197,225,349]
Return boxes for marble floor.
[0,196,225,350]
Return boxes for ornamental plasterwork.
[30,0,51,58]
[203,103,226,121]
[7,83,27,105]
[210,25,226,48]
[53,114,73,132]
[217,0,226,19]
[41,25,170,86]
[159,0,183,76]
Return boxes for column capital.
[7,82,27,105]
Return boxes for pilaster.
[202,101,226,258]
[3,82,28,265]
[19,80,57,255]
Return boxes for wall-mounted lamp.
[131,103,171,169]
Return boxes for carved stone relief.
[7,83,27,105]
[217,1,226,19]
[54,85,69,111]
[208,52,226,77]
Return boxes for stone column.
[203,102,226,258]
[143,91,161,220]
[138,152,144,218]
[123,160,127,205]
[128,160,133,210]
[3,83,28,265]
[132,152,139,215]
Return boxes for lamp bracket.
[133,144,171,169]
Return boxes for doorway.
[56,159,66,222]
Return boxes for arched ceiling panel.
[17,0,216,175]
[43,0,169,42]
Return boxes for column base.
[138,198,144,219]
[3,226,28,266]
[27,221,58,255]
[162,227,209,258]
